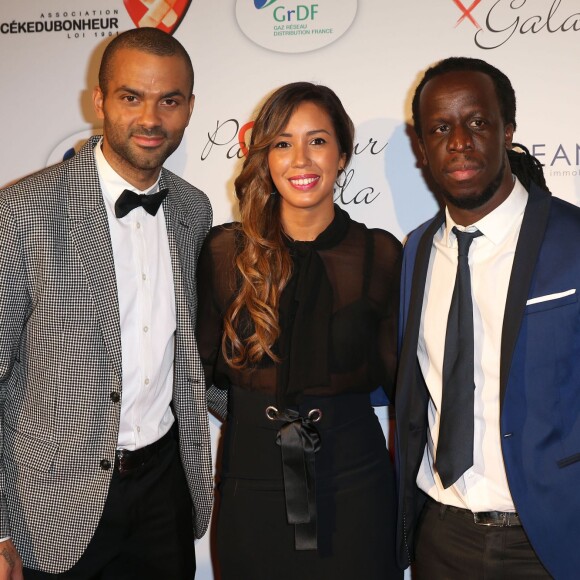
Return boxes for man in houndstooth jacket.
[0,28,225,578]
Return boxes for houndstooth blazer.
[0,136,223,573]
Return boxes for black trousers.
[413,498,552,579]
[24,435,196,579]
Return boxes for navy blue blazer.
[394,184,580,578]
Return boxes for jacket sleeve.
[0,195,31,537]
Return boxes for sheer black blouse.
[196,205,402,407]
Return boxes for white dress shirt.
[94,141,176,450]
[416,177,528,512]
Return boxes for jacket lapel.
[500,184,551,406]
[159,174,197,368]
[400,212,445,367]
[67,137,123,385]
[397,213,444,455]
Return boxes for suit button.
[110,392,120,403]
[100,459,112,470]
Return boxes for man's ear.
[418,139,428,166]
[93,87,105,120]
[504,123,514,149]
[187,94,195,123]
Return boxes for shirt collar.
[443,176,528,247]
[93,138,161,206]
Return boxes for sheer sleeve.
[368,229,402,403]
[196,225,237,391]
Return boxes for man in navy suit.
[395,57,580,578]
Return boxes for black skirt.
[215,387,402,579]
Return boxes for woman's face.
[267,101,346,219]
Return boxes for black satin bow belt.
[266,406,322,550]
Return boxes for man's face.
[93,48,194,189]
[418,70,514,223]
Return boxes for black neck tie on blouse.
[280,205,350,406]
[436,226,483,489]
[114,188,168,219]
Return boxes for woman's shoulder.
[208,221,239,238]
[348,215,403,253]
[369,227,403,253]
[205,221,240,243]
[202,222,241,258]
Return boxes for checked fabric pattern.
[0,136,220,573]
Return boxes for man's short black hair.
[411,56,516,138]
[99,27,194,95]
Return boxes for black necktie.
[436,226,483,489]
[114,188,168,219]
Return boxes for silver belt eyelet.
[265,406,279,421]
[307,408,322,423]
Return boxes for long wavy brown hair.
[222,82,355,370]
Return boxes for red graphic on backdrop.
[238,121,254,157]
[124,0,192,35]
[452,0,482,29]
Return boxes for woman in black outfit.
[197,82,403,579]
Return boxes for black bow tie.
[114,188,169,219]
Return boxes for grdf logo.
[236,0,357,54]
[123,0,192,34]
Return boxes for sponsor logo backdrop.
[1,1,578,577]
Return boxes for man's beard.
[441,160,506,211]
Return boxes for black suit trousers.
[413,498,551,579]
[24,435,196,579]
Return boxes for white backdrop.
[1,1,579,577]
